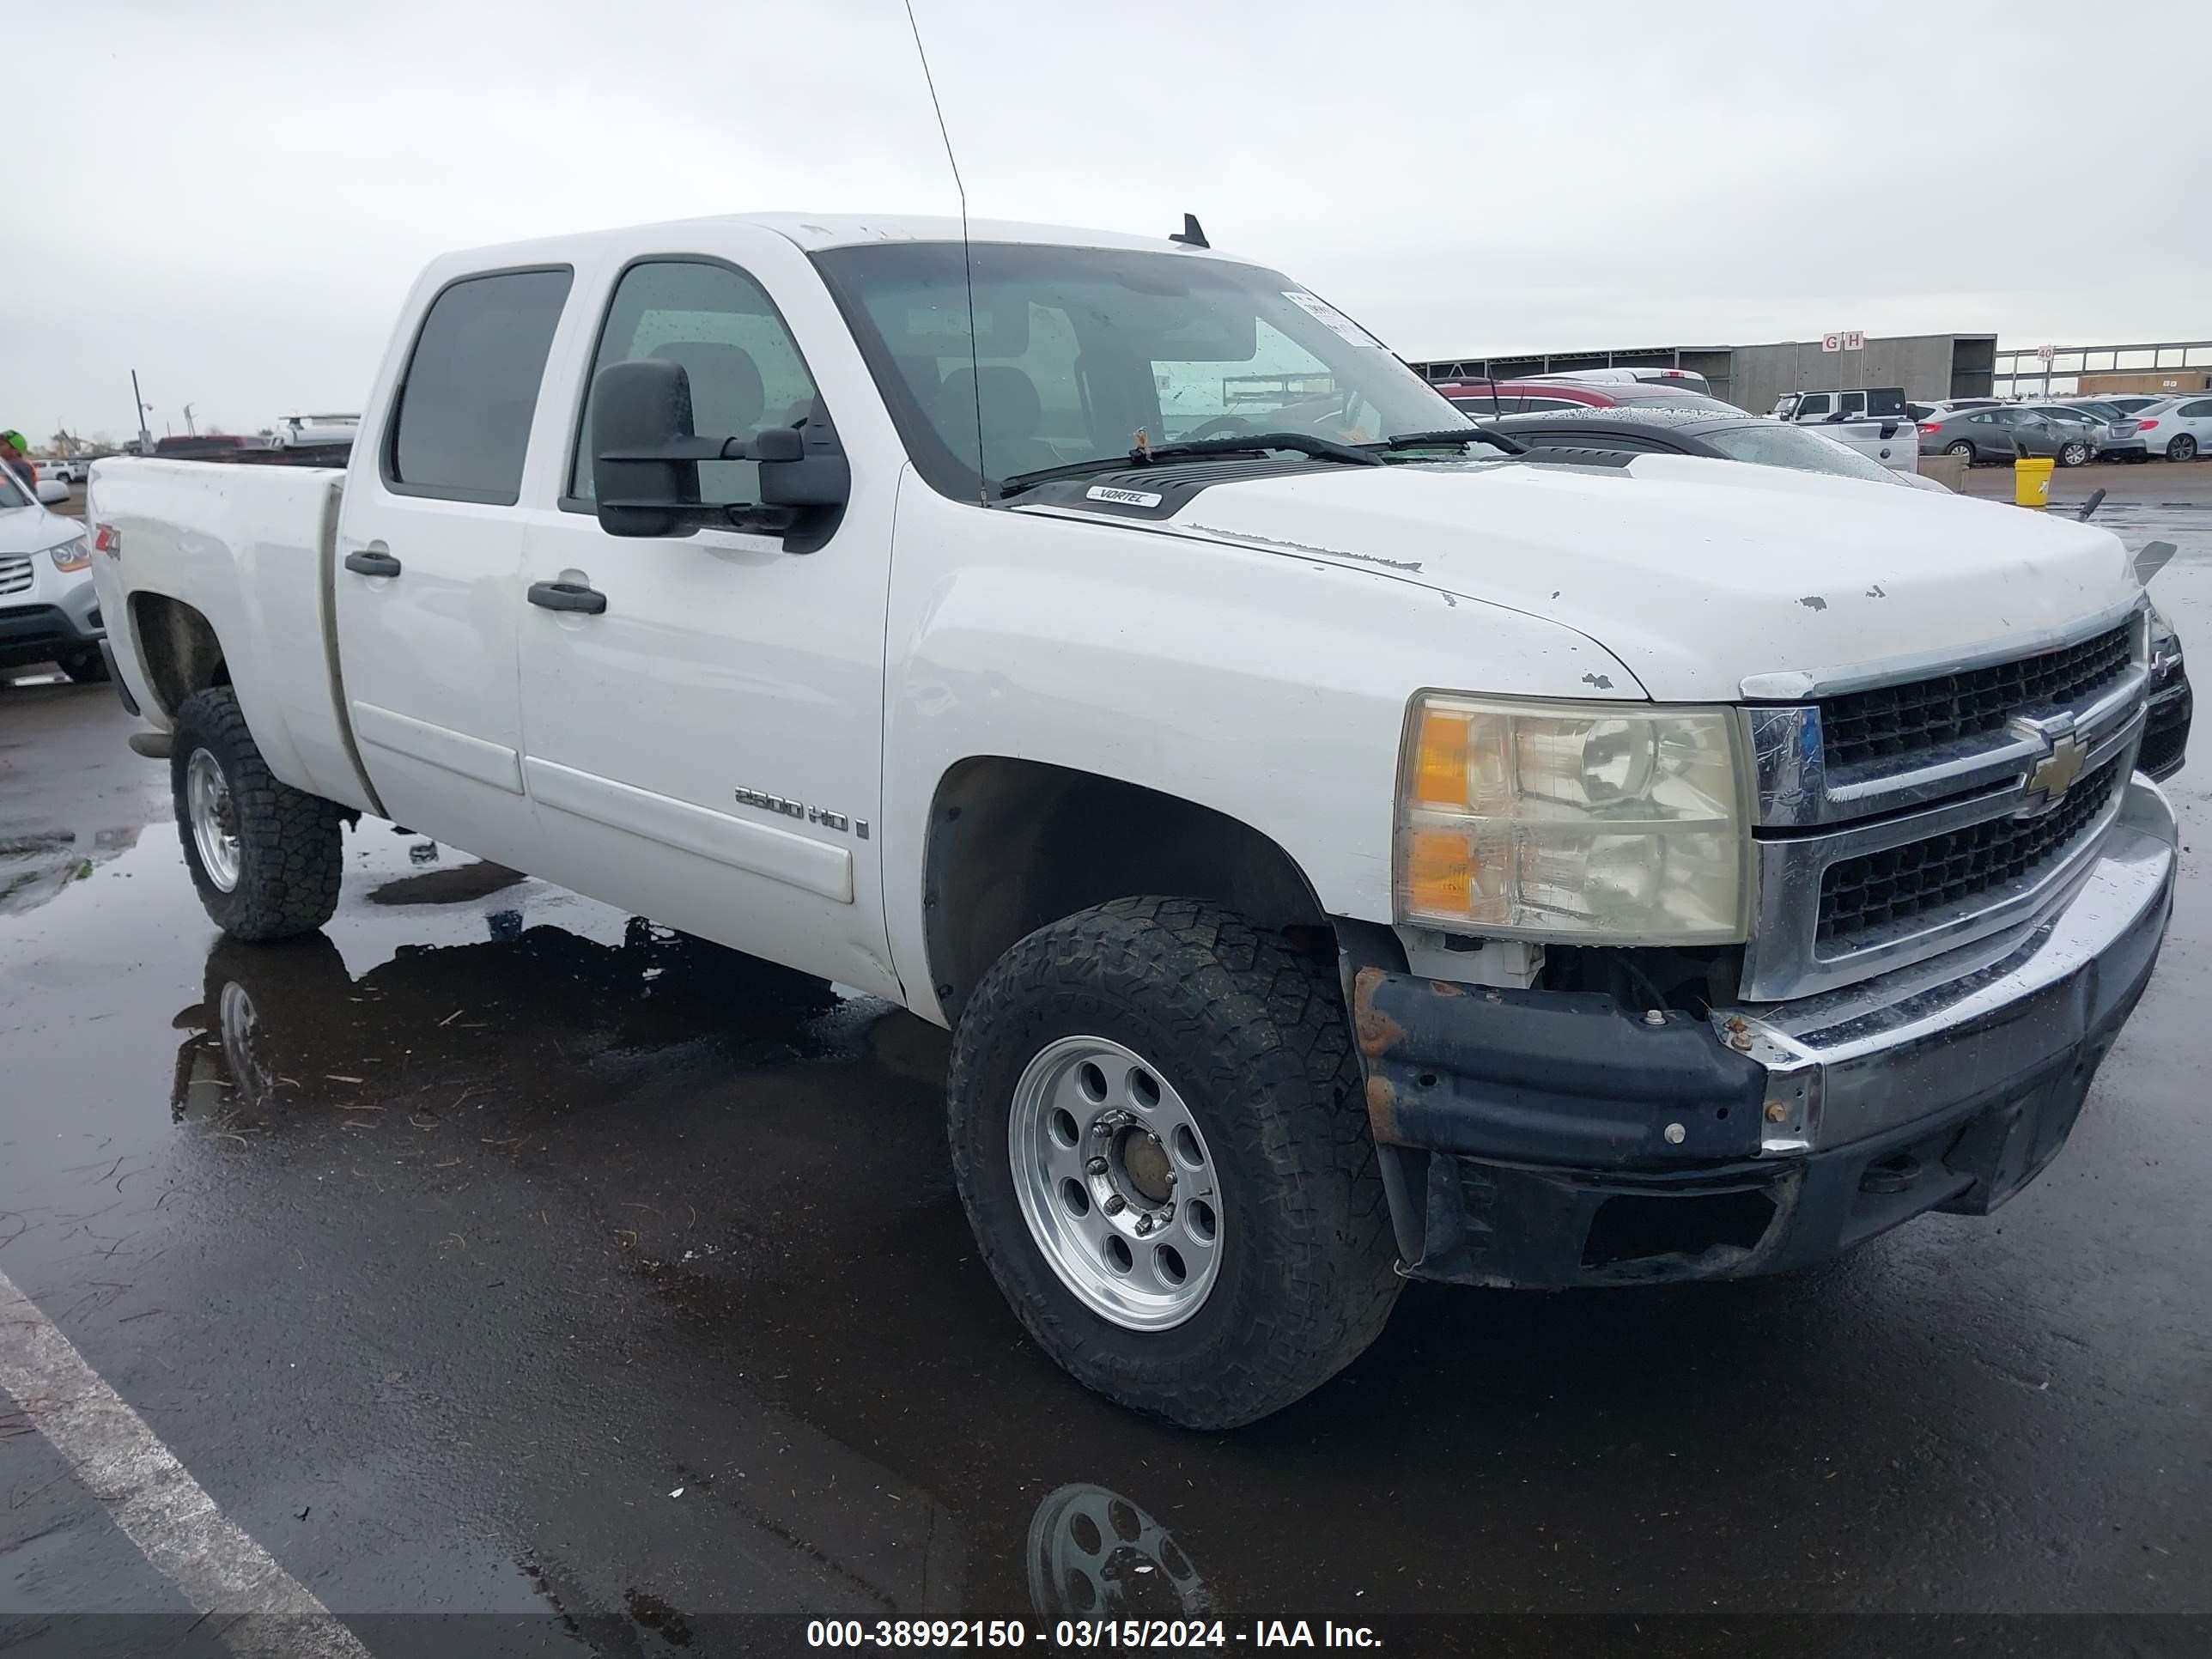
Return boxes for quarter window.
[571,260,820,508]
[388,268,572,504]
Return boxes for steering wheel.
[1181,414,1258,441]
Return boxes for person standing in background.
[0,431,36,491]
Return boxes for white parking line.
[0,1266,372,1658]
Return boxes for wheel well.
[923,757,1329,1024]
[130,593,228,718]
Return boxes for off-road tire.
[171,686,343,939]
[948,896,1400,1429]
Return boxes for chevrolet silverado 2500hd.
[88,215,2174,1428]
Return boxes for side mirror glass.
[36,479,70,506]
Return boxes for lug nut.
[1086,1156,1109,1176]
[1134,1213,1155,1236]
[1102,1194,1127,1216]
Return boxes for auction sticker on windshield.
[1282,290,1384,349]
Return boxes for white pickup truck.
[87,214,2174,1428]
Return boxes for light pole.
[183,403,198,437]
[131,371,153,454]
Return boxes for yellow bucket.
[2014,456,2055,508]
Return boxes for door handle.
[527,580,607,615]
[343,549,403,578]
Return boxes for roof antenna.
[1170,213,1209,249]
[902,0,987,504]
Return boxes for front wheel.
[2058,441,2090,468]
[2169,434,2199,463]
[948,897,1399,1429]
[171,687,344,939]
[1944,440,1975,461]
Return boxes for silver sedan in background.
[1917,404,2103,466]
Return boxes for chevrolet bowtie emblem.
[2026,732,2089,808]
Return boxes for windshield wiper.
[1376,426,1526,456]
[998,431,1382,500]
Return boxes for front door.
[334,266,573,872]
[515,248,899,998]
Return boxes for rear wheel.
[1944,440,1975,461]
[948,896,1399,1429]
[2169,434,2198,463]
[2058,441,2090,468]
[171,687,344,939]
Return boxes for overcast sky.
[10,1,2206,441]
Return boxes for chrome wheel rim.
[186,748,241,892]
[1007,1036,1224,1331]
[2063,443,2087,465]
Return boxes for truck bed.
[88,459,379,813]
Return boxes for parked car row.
[1917,395,2212,465]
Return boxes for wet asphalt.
[2,501,2209,1658]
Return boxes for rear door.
[333,265,574,871]
[514,237,901,998]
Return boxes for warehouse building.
[1408,333,1997,412]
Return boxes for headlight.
[1395,694,1752,945]
[48,537,92,573]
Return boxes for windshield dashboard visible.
[811,241,1471,502]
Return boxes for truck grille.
[0,556,30,597]
[1819,624,2132,769]
[1817,757,2122,946]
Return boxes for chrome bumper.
[1715,776,2177,1153]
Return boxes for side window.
[2180,399,2212,418]
[388,268,573,504]
[1836,391,1867,416]
[1796,394,1830,419]
[571,260,819,508]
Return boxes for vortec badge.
[1085,485,1163,508]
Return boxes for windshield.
[0,467,25,509]
[812,241,1468,499]
[1698,422,1903,484]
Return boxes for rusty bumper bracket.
[1352,968,1768,1169]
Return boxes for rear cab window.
[385,267,574,505]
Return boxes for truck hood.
[1115,454,2140,701]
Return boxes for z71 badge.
[732,787,869,838]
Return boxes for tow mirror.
[591,358,849,542]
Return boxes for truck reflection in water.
[170,899,846,1124]
[1028,1484,1216,1624]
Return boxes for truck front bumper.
[1352,777,2176,1289]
